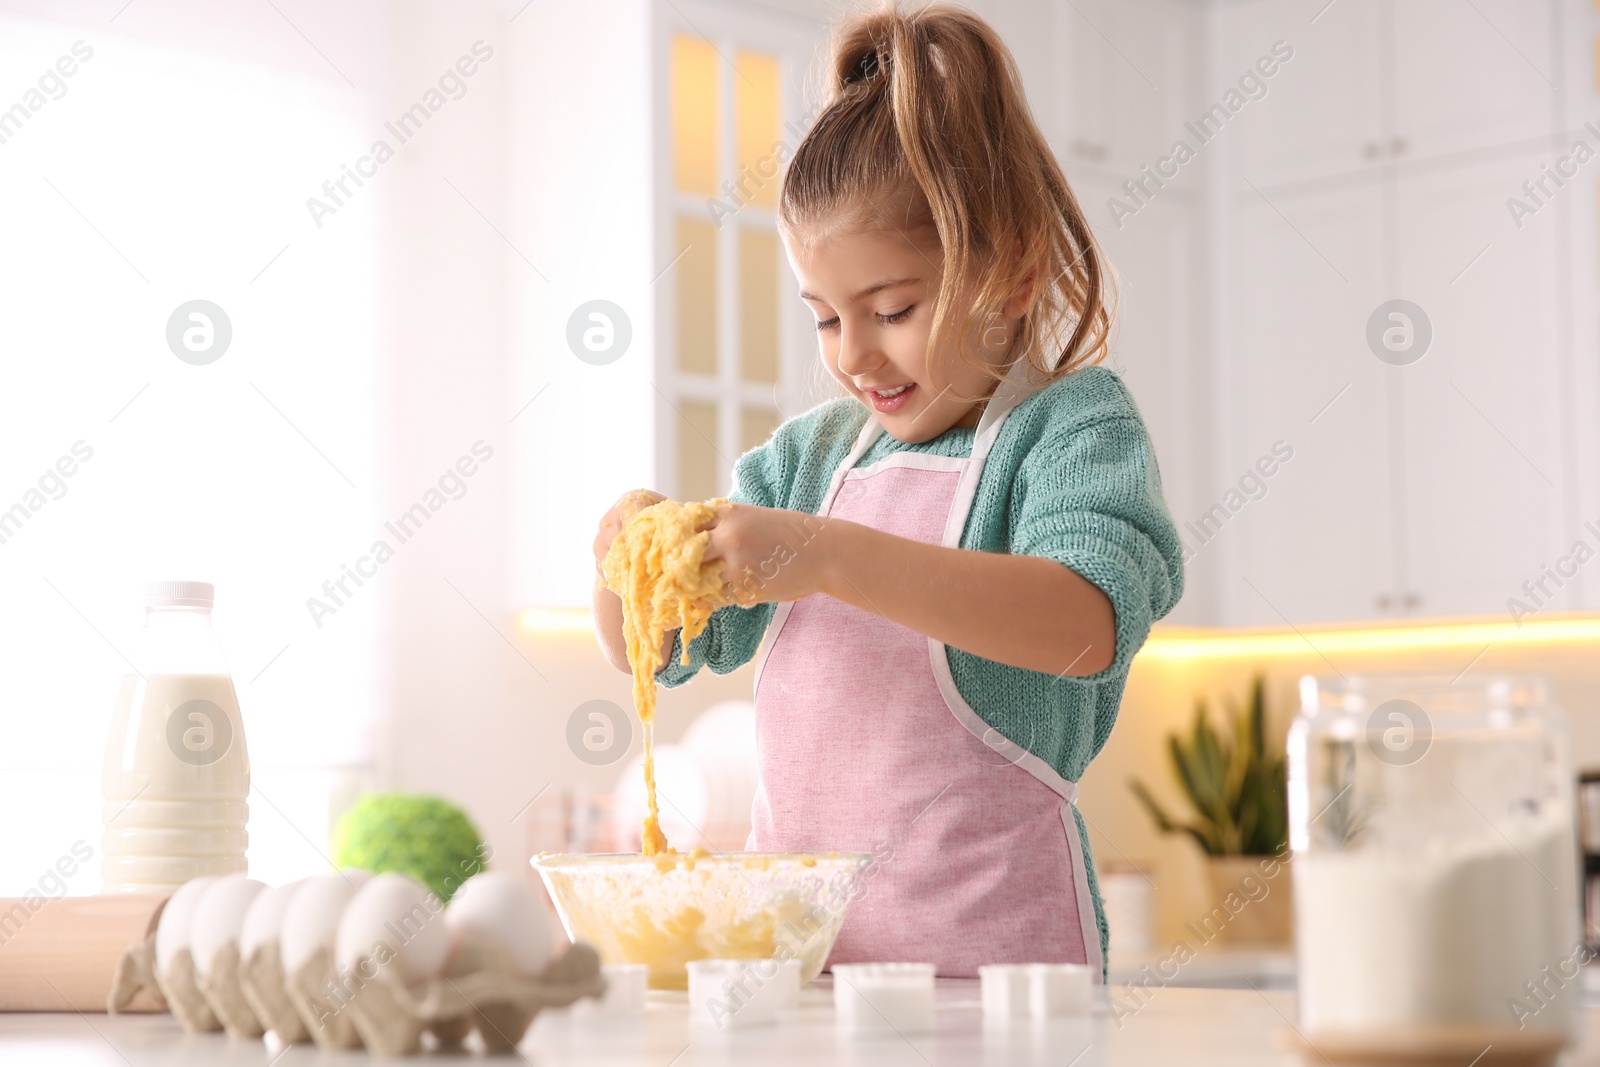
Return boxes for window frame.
[651,0,824,500]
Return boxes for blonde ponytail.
[780,2,1112,386]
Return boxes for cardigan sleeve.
[1010,413,1185,681]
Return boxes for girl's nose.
[834,322,883,378]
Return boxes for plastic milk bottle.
[101,581,250,892]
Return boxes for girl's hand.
[593,489,665,576]
[704,503,831,606]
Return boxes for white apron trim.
[1061,802,1106,980]
[844,451,970,477]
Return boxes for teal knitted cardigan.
[657,365,1186,970]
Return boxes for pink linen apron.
[747,368,1104,980]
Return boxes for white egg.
[155,875,219,974]
[238,878,305,962]
[189,875,266,980]
[444,871,554,975]
[335,873,449,985]
[280,870,372,975]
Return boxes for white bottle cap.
[1026,962,1092,1018]
[832,962,936,1035]
[978,964,1030,1021]
[144,581,215,610]
[686,958,798,1030]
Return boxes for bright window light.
[0,14,379,894]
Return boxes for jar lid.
[1300,671,1551,715]
[144,580,214,609]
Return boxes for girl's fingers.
[703,532,737,574]
[614,488,663,524]
[699,504,728,558]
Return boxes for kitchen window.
[654,14,822,500]
[509,2,824,612]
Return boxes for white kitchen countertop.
[1107,946,1298,991]
[9,979,1600,1066]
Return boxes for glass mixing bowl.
[532,851,872,990]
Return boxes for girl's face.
[784,222,1021,444]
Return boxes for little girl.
[594,3,1183,981]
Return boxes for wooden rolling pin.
[0,895,168,1011]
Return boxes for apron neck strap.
[973,352,1040,446]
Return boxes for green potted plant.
[1129,675,1292,945]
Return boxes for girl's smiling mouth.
[865,382,917,413]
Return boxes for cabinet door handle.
[1390,137,1408,157]
[1363,142,1383,161]
[1402,592,1421,609]
[1376,594,1392,611]
[1072,139,1106,162]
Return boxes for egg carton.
[283,944,365,1048]
[106,926,168,1015]
[238,940,308,1043]
[108,933,235,1034]
[112,929,605,1055]
[339,937,604,1055]
[109,927,299,1040]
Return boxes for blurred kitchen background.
[3,0,1599,982]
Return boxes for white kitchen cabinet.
[1394,152,1573,618]
[1077,0,1585,627]
[1392,0,1555,163]
[1057,0,1190,178]
[1215,184,1395,627]
[1216,151,1583,626]
[1198,0,1590,626]
[1219,0,1386,190]
[1226,0,1558,191]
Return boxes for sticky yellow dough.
[605,858,824,992]
[610,894,817,990]
[601,496,733,855]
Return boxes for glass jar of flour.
[1288,674,1581,1061]
[101,581,250,892]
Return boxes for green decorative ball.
[331,792,487,903]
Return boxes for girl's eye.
[878,305,914,324]
[814,316,839,332]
